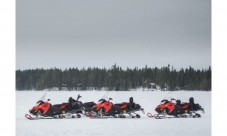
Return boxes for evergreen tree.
[16,65,212,91]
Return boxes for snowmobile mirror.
[109,98,113,101]
[47,99,50,101]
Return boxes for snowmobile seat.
[50,105,62,116]
[83,102,96,108]
[114,103,128,109]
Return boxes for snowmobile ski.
[147,112,201,119]
[84,111,141,119]
[25,114,36,120]
[25,113,81,120]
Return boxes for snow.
[16,91,211,136]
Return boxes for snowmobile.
[25,98,82,120]
[86,97,144,118]
[25,94,95,120]
[114,97,145,118]
[147,97,204,119]
[53,94,96,115]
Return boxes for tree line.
[16,64,211,91]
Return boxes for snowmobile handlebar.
[77,94,82,100]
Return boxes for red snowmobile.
[87,98,125,118]
[147,97,204,119]
[25,98,81,120]
[86,97,144,118]
[25,94,95,120]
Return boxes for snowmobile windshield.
[38,93,46,102]
[35,93,47,104]
[100,91,109,101]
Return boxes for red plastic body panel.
[31,102,51,115]
[94,101,113,113]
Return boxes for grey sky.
[16,0,211,70]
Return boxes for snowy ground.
[16,91,211,136]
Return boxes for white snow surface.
[16,91,211,136]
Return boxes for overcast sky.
[16,0,211,70]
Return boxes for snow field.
[16,91,211,136]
